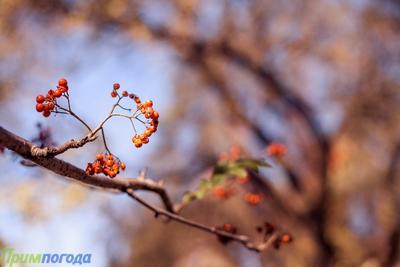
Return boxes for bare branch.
[125,188,280,253]
[0,126,174,212]
[30,135,97,158]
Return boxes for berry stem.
[55,104,92,132]
[116,103,131,112]
[100,127,112,155]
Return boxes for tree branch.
[0,125,285,253]
[0,126,174,212]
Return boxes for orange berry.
[58,78,68,87]
[36,95,45,103]
[86,168,94,176]
[142,137,149,144]
[113,83,120,90]
[58,86,67,93]
[213,186,230,199]
[103,168,110,175]
[43,110,51,117]
[266,143,287,158]
[280,234,292,244]
[122,91,128,97]
[245,193,262,205]
[148,126,157,133]
[134,96,141,104]
[120,162,126,170]
[112,163,119,170]
[48,89,55,96]
[96,154,103,161]
[144,100,153,108]
[36,103,45,112]
[111,91,117,98]
[54,89,62,97]
[47,102,55,110]
[94,166,102,174]
[134,139,143,148]
[152,111,159,120]
[143,129,152,138]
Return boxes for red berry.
[266,143,287,158]
[54,89,62,97]
[113,83,120,90]
[43,110,51,117]
[129,94,135,99]
[280,234,292,244]
[36,95,45,103]
[120,162,126,170]
[48,89,55,96]
[122,91,128,97]
[36,103,45,112]
[148,126,157,133]
[144,100,153,108]
[111,91,117,98]
[143,129,152,138]
[58,78,68,87]
[47,102,55,110]
[58,86,67,93]
[152,111,159,120]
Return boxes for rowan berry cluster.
[110,83,160,149]
[131,98,159,148]
[35,78,69,117]
[85,154,126,178]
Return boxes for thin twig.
[125,188,277,252]
[101,127,112,155]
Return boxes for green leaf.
[227,166,248,178]
[234,159,271,170]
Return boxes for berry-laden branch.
[33,79,159,178]
[0,79,293,253]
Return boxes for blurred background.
[0,0,400,266]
